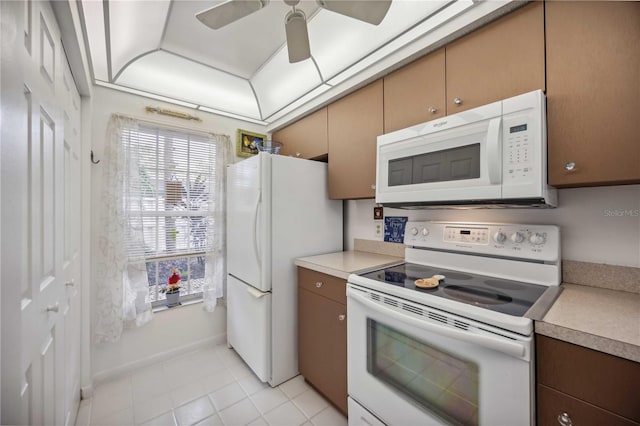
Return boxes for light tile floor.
[75,343,348,426]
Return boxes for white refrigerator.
[226,152,343,386]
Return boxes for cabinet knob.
[453,97,462,105]
[315,282,323,288]
[338,314,346,321]
[371,184,376,190]
[564,162,576,171]
[46,303,60,313]
[65,279,75,287]
[296,152,301,157]
[428,106,437,114]
[557,412,572,426]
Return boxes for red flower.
[168,267,181,285]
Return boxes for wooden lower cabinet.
[536,335,640,425]
[297,268,348,415]
[537,384,638,426]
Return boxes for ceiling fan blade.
[196,0,269,30]
[316,0,392,25]
[285,10,311,63]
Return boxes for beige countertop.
[295,250,404,280]
[536,283,640,362]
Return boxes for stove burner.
[484,279,527,290]
[438,272,472,280]
[443,285,513,305]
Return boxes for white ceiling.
[80,0,516,127]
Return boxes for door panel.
[1,1,81,424]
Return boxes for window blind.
[121,124,217,261]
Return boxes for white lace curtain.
[94,115,230,343]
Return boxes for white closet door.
[1,1,82,424]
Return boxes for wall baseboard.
[89,332,227,391]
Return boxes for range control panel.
[405,221,559,262]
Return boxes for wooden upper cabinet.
[272,107,328,160]
[383,48,446,133]
[445,2,545,113]
[546,1,640,187]
[328,80,384,199]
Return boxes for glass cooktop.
[359,263,548,317]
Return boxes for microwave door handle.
[487,117,502,184]
[348,289,525,358]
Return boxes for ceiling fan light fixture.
[284,9,311,63]
[196,0,269,30]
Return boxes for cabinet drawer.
[537,384,638,426]
[298,267,346,305]
[536,335,640,422]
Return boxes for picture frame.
[236,129,266,158]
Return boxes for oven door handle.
[349,289,525,358]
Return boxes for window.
[121,124,219,306]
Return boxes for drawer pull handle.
[315,282,323,288]
[564,162,576,171]
[338,314,346,321]
[557,412,572,426]
[454,97,462,105]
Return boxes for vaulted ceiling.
[80,0,517,128]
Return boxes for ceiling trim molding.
[159,0,174,46]
[112,48,160,82]
[310,56,324,82]
[248,80,264,120]
[160,48,250,82]
[103,0,113,82]
[76,0,97,84]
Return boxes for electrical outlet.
[374,220,383,239]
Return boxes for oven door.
[376,100,503,205]
[347,284,533,426]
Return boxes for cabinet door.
[273,107,328,160]
[536,335,640,423]
[328,80,383,199]
[546,1,640,187]
[298,288,347,415]
[383,48,446,133]
[537,385,638,426]
[445,2,544,113]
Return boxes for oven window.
[388,143,481,186]
[367,319,479,425]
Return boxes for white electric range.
[347,221,561,426]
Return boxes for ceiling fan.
[196,0,392,63]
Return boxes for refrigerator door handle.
[246,286,268,299]
[252,195,262,267]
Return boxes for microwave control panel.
[504,118,533,181]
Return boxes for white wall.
[346,185,640,267]
[90,86,267,379]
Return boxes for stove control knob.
[510,232,526,243]
[410,227,419,236]
[529,232,546,245]
[493,232,507,244]
[422,228,430,237]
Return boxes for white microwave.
[376,90,557,208]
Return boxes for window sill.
[152,297,202,313]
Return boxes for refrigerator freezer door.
[227,274,271,383]
[227,154,271,292]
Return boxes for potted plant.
[162,267,182,307]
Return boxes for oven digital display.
[444,226,488,244]
[510,124,527,133]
